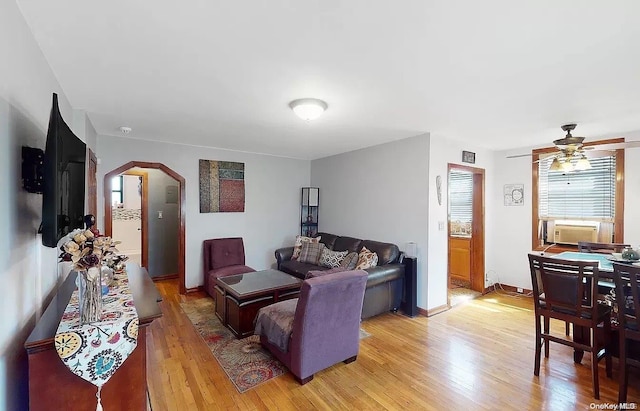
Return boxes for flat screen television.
[41,93,86,248]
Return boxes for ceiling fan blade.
[506,153,532,159]
[532,152,559,163]
[583,141,640,151]
[583,150,613,159]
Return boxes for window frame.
[111,175,124,206]
[531,138,625,252]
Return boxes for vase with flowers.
[60,229,120,324]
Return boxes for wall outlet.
[517,287,524,293]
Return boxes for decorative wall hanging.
[504,183,524,206]
[199,160,245,212]
[436,175,442,205]
[462,150,476,164]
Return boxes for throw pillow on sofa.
[355,246,378,270]
[339,252,359,270]
[292,235,321,260]
[319,248,349,268]
[298,241,325,265]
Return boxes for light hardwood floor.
[147,280,639,410]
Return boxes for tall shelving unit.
[300,187,319,237]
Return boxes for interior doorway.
[109,170,148,269]
[104,161,186,294]
[447,163,485,307]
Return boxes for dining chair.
[573,242,629,336]
[578,241,630,254]
[611,262,640,403]
[528,254,612,399]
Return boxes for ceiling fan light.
[560,159,574,172]
[549,157,562,171]
[289,98,328,121]
[574,155,592,171]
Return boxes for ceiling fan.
[507,124,640,171]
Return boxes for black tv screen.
[41,93,86,248]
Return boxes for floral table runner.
[54,269,139,411]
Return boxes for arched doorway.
[104,161,186,294]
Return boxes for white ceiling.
[16,1,640,160]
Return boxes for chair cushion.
[298,242,324,265]
[360,240,400,265]
[317,232,338,250]
[208,238,245,270]
[355,246,378,270]
[319,248,349,268]
[254,298,298,352]
[208,265,255,279]
[339,252,359,270]
[292,235,321,260]
[333,236,362,253]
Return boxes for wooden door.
[447,164,485,293]
[449,237,471,283]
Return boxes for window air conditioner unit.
[554,224,598,245]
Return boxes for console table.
[25,263,162,411]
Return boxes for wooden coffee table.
[214,269,302,338]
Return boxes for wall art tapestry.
[199,160,245,212]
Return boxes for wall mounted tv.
[41,93,86,248]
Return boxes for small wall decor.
[436,175,442,205]
[504,183,524,206]
[199,160,245,212]
[462,150,476,164]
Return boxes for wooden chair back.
[529,254,598,325]
[611,261,640,402]
[612,262,640,340]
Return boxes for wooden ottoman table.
[214,269,302,338]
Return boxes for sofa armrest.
[364,264,405,288]
[275,247,295,269]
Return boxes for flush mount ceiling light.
[289,98,328,121]
[119,126,132,134]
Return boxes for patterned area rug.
[180,298,287,393]
[181,297,372,393]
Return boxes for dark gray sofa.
[274,232,405,319]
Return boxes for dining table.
[545,251,636,363]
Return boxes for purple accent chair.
[203,238,255,298]
[254,269,368,384]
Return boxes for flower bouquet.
[60,229,121,324]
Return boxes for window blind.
[538,155,616,221]
[449,171,473,223]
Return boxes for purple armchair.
[203,238,255,298]
[254,270,368,384]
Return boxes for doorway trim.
[447,163,485,297]
[117,170,149,270]
[104,161,186,294]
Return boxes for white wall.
[0,1,87,410]
[427,134,496,309]
[96,135,310,289]
[310,134,431,308]
[487,147,534,290]
[122,175,142,209]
